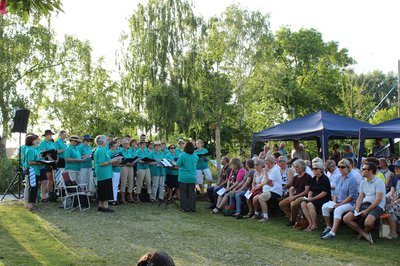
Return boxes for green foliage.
[0,157,18,192]
[6,0,63,22]
[369,106,398,125]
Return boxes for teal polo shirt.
[94,146,113,181]
[177,152,198,183]
[64,144,82,171]
[39,139,56,152]
[194,148,209,170]
[150,150,166,176]
[54,138,67,158]
[166,152,179,176]
[108,150,121,173]
[25,146,41,175]
[21,145,28,168]
[135,148,150,170]
[77,143,93,169]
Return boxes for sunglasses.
[362,168,370,171]
[311,168,320,170]
[338,166,347,169]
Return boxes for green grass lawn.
[0,200,399,266]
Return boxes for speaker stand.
[1,132,24,201]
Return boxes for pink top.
[228,168,246,183]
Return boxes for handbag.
[293,217,309,230]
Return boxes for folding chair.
[61,171,91,212]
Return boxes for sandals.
[304,227,317,232]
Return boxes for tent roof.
[359,117,400,139]
[253,110,371,141]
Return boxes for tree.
[2,0,63,22]
[0,13,57,157]
[118,0,201,139]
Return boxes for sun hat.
[42,129,55,136]
[69,135,81,142]
[82,134,93,141]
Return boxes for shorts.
[359,202,384,219]
[259,191,281,202]
[39,168,47,181]
[196,168,212,184]
[57,158,66,168]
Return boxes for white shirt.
[327,167,341,195]
[262,165,283,196]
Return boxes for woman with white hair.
[94,135,116,212]
[300,161,331,231]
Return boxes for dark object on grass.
[137,250,175,266]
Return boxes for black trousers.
[179,182,196,211]
[28,175,39,203]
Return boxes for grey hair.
[265,155,275,164]
[95,135,107,146]
[293,159,306,171]
[325,159,336,168]
[121,137,130,145]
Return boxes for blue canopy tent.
[357,118,400,167]
[251,111,371,161]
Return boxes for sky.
[50,0,400,75]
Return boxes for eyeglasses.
[362,168,370,171]
[311,168,320,170]
[338,166,347,169]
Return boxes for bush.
[0,157,18,193]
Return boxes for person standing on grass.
[25,134,41,211]
[320,159,358,240]
[177,141,199,212]
[108,140,121,205]
[343,162,385,244]
[94,135,117,212]
[194,139,212,193]
[149,141,167,202]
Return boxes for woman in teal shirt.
[108,140,121,205]
[119,138,135,203]
[166,144,180,200]
[94,135,115,212]
[194,139,212,193]
[177,141,199,212]
[25,134,41,211]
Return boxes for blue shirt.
[334,174,358,204]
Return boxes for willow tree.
[216,5,275,155]
[0,13,57,157]
[118,0,202,139]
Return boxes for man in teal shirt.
[135,140,152,202]
[54,130,67,168]
[39,129,56,199]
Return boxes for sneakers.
[101,208,115,213]
[320,227,331,237]
[250,213,261,220]
[243,212,254,218]
[321,232,335,240]
[258,217,269,223]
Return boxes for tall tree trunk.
[215,123,221,179]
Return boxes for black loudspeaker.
[10,108,30,133]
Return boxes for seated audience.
[325,159,341,197]
[321,159,358,240]
[244,159,264,218]
[212,158,245,214]
[207,156,231,209]
[230,159,255,218]
[342,144,355,159]
[254,155,283,222]
[300,161,331,231]
[279,159,311,226]
[343,162,385,244]
[385,160,400,239]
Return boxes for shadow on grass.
[0,222,41,266]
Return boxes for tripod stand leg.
[1,173,21,201]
